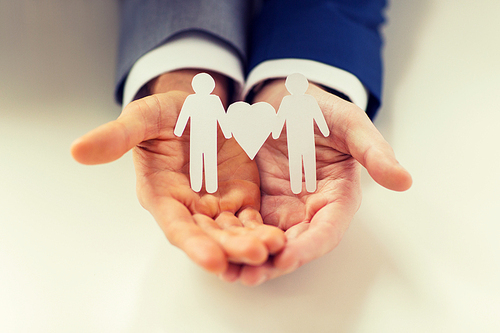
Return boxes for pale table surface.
[1,1,499,332]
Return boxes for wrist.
[146,69,231,106]
[251,78,287,107]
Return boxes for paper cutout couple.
[174,72,330,194]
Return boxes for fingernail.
[254,275,268,286]
[218,274,230,282]
[285,261,300,274]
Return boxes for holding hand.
[71,70,286,280]
[235,79,412,285]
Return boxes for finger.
[239,260,279,286]
[239,254,301,286]
[236,207,263,228]
[238,207,286,255]
[194,214,268,265]
[215,209,286,256]
[238,236,303,286]
[219,263,242,283]
[361,145,413,191]
[215,211,243,229]
[273,198,354,272]
[343,112,412,191]
[240,198,357,284]
[71,93,184,165]
[238,222,313,286]
[323,95,412,191]
[151,197,228,274]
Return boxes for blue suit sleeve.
[249,0,387,119]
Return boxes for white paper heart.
[226,101,276,160]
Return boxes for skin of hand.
[234,79,413,285]
[70,69,286,281]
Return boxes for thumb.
[71,94,177,165]
[326,98,412,191]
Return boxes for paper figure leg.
[303,149,317,193]
[203,148,218,194]
[288,152,303,194]
[190,147,203,192]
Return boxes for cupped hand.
[238,79,412,285]
[71,70,285,280]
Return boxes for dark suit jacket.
[115,0,386,119]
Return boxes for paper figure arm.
[173,96,192,137]
[272,98,287,139]
[216,97,232,139]
[311,97,330,137]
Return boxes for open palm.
[238,80,412,284]
[71,78,285,279]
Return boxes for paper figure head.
[285,73,309,95]
[192,72,215,95]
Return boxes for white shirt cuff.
[243,59,369,111]
[122,31,245,106]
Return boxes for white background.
[1,1,499,332]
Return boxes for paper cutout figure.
[174,73,231,193]
[226,101,276,160]
[174,72,331,195]
[272,73,330,194]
